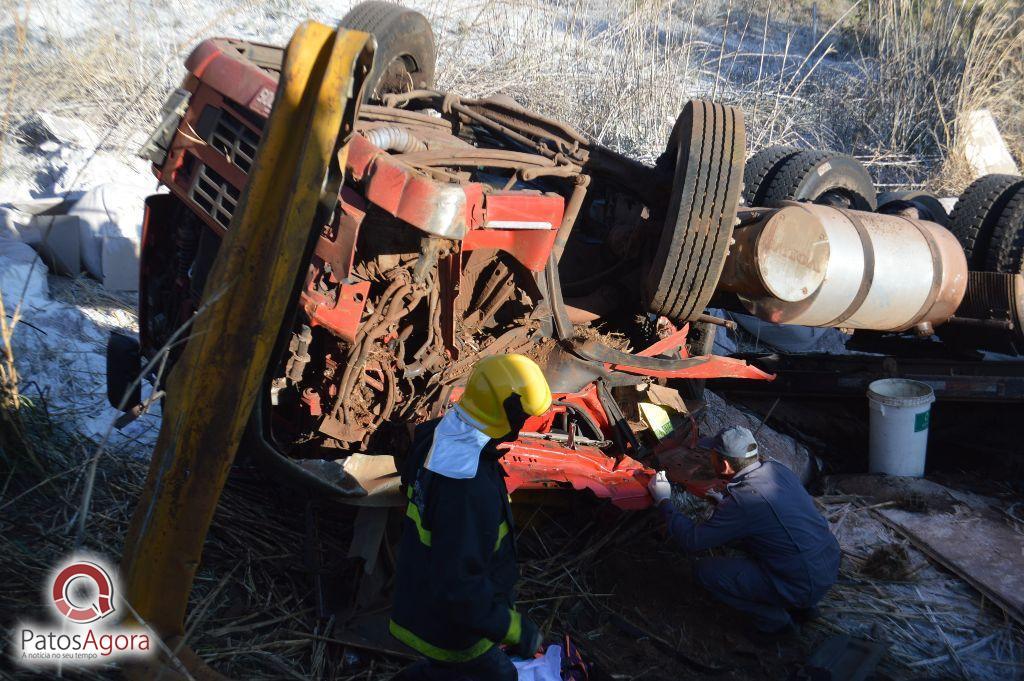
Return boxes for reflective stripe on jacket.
[389,419,521,661]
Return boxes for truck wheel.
[646,100,745,323]
[983,183,1024,273]
[743,145,799,206]
[877,190,950,227]
[341,2,436,101]
[761,149,876,210]
[949,173,1024,269]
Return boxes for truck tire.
[761,149,876,210]
[341,2,436,101]
[743,145,799,206]
[877,190,949,227]
[646,100,745,323]
[948,173,1024,269]
[983,182,1024,273]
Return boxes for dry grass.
[423,0,1024,188]
[0,427,406,680]
[0,0,1020,189]
[846,0,1024,190]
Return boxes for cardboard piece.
[348,506,389,575]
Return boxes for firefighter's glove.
[512,616,543,658]
[648,470,672,507]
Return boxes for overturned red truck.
[107,4,970,508]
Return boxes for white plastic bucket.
[867,378,936,477]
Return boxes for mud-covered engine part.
[940,271,1024,354]
[270,208,546,456]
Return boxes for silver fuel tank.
[718,203,968,332]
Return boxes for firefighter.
[390,354,552,680]
[648,426,840,643]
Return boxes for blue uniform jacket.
[662,459,840,603]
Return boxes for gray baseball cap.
[698,426,759,459]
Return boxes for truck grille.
[189,163,239,228]
[210,109,260,174]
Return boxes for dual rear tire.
[743,147,876,211]
[948,174,1024,273]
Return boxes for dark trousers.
[694,556,819,632]
[393,645,516,681]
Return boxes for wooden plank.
[872,505,1024,627]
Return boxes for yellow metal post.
[120,22,373,676]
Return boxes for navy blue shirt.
[662,459,840,602]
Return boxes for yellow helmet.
[458,354,552,438]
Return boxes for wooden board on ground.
[868,485,1024,622]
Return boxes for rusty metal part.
[461,95,589,147]
[383,91,588,160]
[451,100,562,161]
[285,324,313,382]
[519,166,581,180]
[119,22,372,672]
[332,279,423,423]
[942,272,1024,351]
[565,284,620,323]
[585,145,670,210]
[694,313,737,330]
[359,103,451,130]
[554,175,590,263]
[398,148,561,168]
[946,316,1014,329]
[380,90,568,161]
[731,203,969,332]
[412,282,440,361]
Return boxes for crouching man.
[649,426,840,642]
[390,354,551,680]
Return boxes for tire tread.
[949,173,1024,269]
[984,182,1024,273]
[647,101,744,322]
[762,149,875,210]
[743,145,799,206]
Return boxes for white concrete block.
[962,109,1020,178]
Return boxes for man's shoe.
[743,621,799,646]
[788,606,821,624]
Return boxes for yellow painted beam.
[119,21,373,672]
